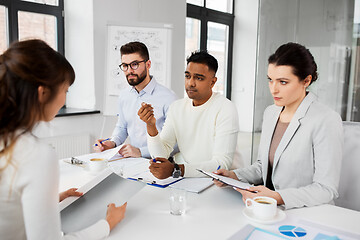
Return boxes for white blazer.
[234,92,343,209]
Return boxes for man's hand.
[138,102,158,136]
[213,169,238,187]
[149,158,174,179]
[119,144,141,158]
[59,188,83,202]
[93,139,116,152]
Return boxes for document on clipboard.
[109,158,183,188]
[196,168,254,191]
[128,171,183,188]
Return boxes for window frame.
[0,0,64,54]
[187,1,235,99]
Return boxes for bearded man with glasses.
[94,41,177,158]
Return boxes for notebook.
[60,171,144,234]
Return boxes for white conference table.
[59,160,360,239]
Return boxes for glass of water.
[169,188,186,215]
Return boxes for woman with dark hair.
[0,39,126,239]
[215,42,343,209]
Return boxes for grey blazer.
[234,92,343,209]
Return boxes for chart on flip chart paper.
[106,25,171,96]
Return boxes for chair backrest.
[334,121,360,211]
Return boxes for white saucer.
[242,208,286,225]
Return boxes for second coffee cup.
[89,158,108,172]
[245,196,277,220]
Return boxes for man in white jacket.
[138,51,239,178]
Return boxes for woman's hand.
[59,188,83,202]
[106,202,127,231]
[213,169,238,187]
[234,185,284,205]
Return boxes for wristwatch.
[172,163,181,178]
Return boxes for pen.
[152,159,161,163]
[136,177,157,185]
[217,165,221,171]
[95,138,110,146]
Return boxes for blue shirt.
[111,77,177,158]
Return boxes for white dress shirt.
[111,77,177,158]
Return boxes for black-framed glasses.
[119,60,147,71]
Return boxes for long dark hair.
[268,42,318,85]
[0,39,75,172]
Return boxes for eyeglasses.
[119,60,147,71]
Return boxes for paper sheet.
[230,217,360,240]
[228,225,289,240]
[108,157,150,178]
[70,145,123,163]
[169,177,214,193]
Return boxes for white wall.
[40,0,186,147]
[253,0,355,132]
[253,0,299,132]
[231,0,259,133]
[93,0,186,112]
[64,0,96,109]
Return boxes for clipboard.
[128,170,183,188]
[196,168,254,191]
[108,157,183,188]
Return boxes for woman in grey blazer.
[215,43,343,209]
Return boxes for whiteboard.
[104,24,172,116]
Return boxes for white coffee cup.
[89,158,108,172]
[245,196,277,220]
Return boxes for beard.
[126,69,147,86]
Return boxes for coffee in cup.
[255,199,272,204]
[89,158,108,172]
[245,196,277,220]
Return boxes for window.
[186,0,234,98]
[0,5,7,53]
[0,0,64,54]
[252,0,359,162]
[206,0,233,13]
[185,18,200,61]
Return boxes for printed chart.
[279,225,307,238]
